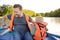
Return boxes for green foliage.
[0,5,8,16]
[37,8,60,17]
[6,5,13,14]
[32,15,36,17]
[36,13,40,16]
[23,9,36,17]
[40,13,45,17]
[44,8,60,17]
[0,5,13,16]
[0,5,60,17]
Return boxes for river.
[32,17,60,36]
[0,17,60,35]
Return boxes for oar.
[0,28,10,35]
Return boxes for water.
[0,17,60,40]
[0,17,60,35]
[44,17,60,36]
[33,17,60,36]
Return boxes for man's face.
[14,8,22,15]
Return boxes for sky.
[0,0,60,13]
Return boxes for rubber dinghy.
[0,28,60,40]
[0,28,20,40]
[45,32,60,40]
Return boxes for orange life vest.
[37,23,47,40]
[9,13,46,40]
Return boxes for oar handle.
[0,28,10,35]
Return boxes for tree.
[0,5,8,16]
[23,9,36,16]
[6,5,13,14]
[0,5,13,16]
[40,13,45,17]
[36,13,40,16]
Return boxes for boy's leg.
[24,31,33,40]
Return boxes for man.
[2,4,33,40]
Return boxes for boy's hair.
[36,16,43,20]
[13,4,22,10]
[35,16,43,23]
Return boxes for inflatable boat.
[0,28,60,40]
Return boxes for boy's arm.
[29,16,33,22]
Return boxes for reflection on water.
[52,17,60,24]
[44,17,60,35]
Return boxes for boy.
[35,16,47,40]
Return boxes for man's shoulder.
[7,14,12,16]
[7,14,12,20]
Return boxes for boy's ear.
[43,22,48,25]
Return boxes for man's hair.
[13,4,22,10]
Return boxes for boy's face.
[14,8,22,15]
